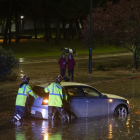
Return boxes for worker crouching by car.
[12,76,39,123]
[44,75,68,123]
[61,76,70,82]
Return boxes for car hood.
[103,93,127,100]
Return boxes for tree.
[2,0,13,46]
[0,0,18,45]
[0,46,19,81]
[82,0,140,69]
[18,0,43,38]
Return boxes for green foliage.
[127,64,131,69]
[110,62,117,68]
[136,47,140,65]
[82,0,140,68]
[95,63,105,71]
[0,46,19,81]
[132,68,136,73]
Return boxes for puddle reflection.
[108,123,113,139]
[19,58,25,63]
[1,114,140,140]
[20,68,25,78]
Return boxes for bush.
[0,46,19,81]
[110,62,117,68]
[127,64,131,69]
[95,63,105,71]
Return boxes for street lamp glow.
[20,16,24,19]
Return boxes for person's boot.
[10,118,17,123]
[48,115,52,122]
[60,111,68,123]
[66,113,70,122]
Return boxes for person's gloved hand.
[38,96,42,99]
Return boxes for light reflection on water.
[43,133,49,140]
[126,116,130,134]
[40,115,131,140]
[19,58,25,63]
[1,114,140,140]
[108,123,113,139]
[20,68,24,78]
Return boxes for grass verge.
[1,39,127,58]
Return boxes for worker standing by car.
[58,53,67,77]
[12,76,39,123]
[44,75,68,122]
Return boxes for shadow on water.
[1,114,140,140]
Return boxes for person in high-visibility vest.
[44,75,68,122]
[12,76,39,123]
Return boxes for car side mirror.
[102,94,107,98]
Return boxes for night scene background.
[0,0,140,140]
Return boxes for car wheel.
[114,105,128,117]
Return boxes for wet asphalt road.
[1,55,140,140]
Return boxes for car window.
[62,87,67,95]
[62,87,68,99]
[66,87,81,97]
[82,87,99,97]
[32,86,47,97]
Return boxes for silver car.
[30,82,130,119]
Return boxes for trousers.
[68,69,74,81]
[48,106,68,122]
[60,68,66,77]
[13,105,26,121]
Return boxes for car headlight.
[109,99,113,103]
[127,100,129,104]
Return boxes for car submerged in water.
[29,82,130,119]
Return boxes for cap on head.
[22,76,30,82]
[56,75,62,82]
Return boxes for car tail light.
[42,99,49,105]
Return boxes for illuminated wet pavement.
[1,55,140,140]
[0,112,140,140]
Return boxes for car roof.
[35,82,91,88]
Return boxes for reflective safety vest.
[44,83,63,107]
[15,84,38,107]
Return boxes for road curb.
[91,76,140,85]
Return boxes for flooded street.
[1,112,140,139]
[0,55,140,140]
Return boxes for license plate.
[31,110,35,114]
